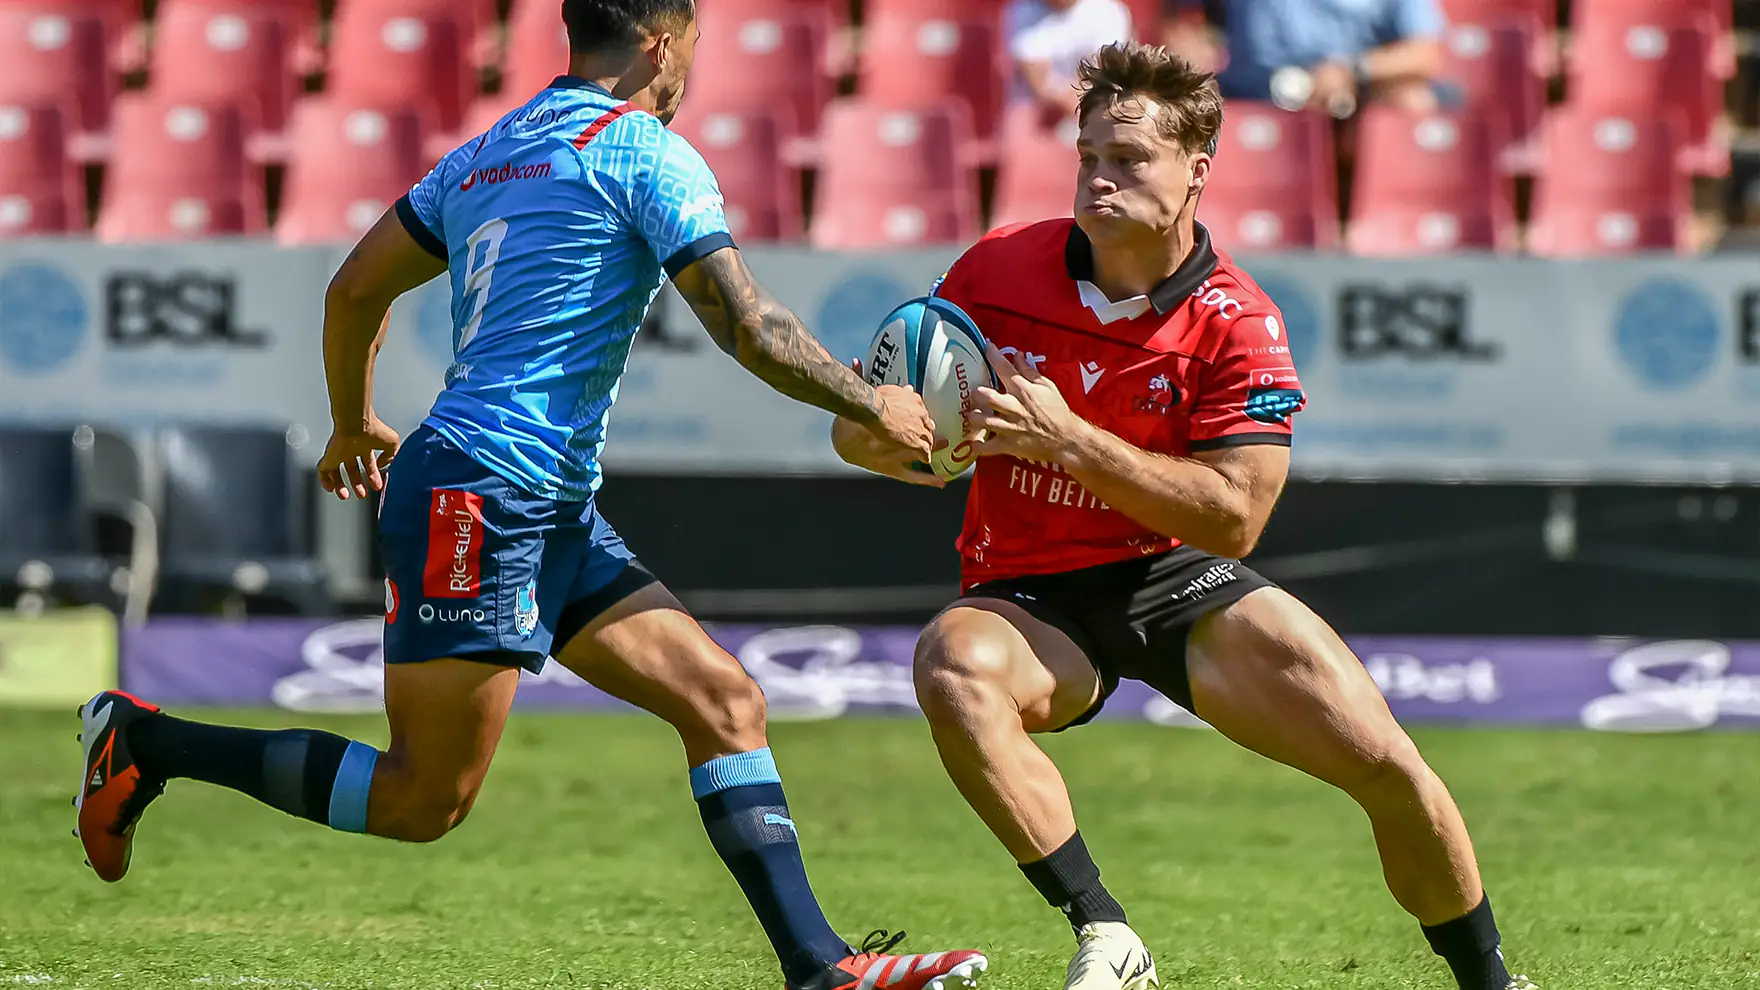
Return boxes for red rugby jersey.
[935,218,1305,588]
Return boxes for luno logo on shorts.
[424,489,485,598]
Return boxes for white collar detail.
[1076,280,1153,324]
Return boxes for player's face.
[652,18,700,124]
[1074,98,1208,242]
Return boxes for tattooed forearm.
[673,247,881,424]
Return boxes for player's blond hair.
[1076,42,1223,157]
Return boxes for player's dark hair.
[562,0,695,53]
[1076,42,1223,158]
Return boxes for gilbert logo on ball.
[864,296,997,481]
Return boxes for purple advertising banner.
[121,619,1760,732]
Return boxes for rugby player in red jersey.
[834,42,1535,990]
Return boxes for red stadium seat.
[503,0,572,101]
[1442,17,1544,170]
[277,99,426,245]
[990,103,1077,229]
[861,11,1002,146]
[1575,0,1732,77]
[670,104,801,241]
[1347,108,1515,255]
[1438,0,1557,30]
[1197,102,1337,250]
[97,95,261,240]
[0,3,112,143]
[811,100,979,248]
[1569,18,1725,175]
[150,1,297,137]
[690,0,830,143]
[1528,110,1689,256]
[1575,0,1730,35]
[328,2,470,131]
[0,100,83,233]
[346,0,496,47]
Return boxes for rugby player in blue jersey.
[73,2,988,987]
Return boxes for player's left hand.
[967,345,1088,463]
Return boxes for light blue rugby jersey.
[395,76,733,500]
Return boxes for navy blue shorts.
[379,425,657,673]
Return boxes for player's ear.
[1187,152,1211,193]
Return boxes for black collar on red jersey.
[1063,221,1220,316]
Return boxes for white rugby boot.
[1062,922,1158,990]
[1506,977,1539,990]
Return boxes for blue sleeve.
[395,138,482,260]
[1382,0,1446,42]
[629,127,736,278]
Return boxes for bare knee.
[680,657,768,754]
[914,612,1019,724]
[373,775,482,843]
[1335,732,1435,807]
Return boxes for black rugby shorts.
[963,546,1277,728]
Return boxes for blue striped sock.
[692,749,849,984]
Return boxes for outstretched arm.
[317,208,447,499]
[673,246,924,441]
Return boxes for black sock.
[1019,831,1128,932]
[1423,894,1512,990]
[127,713,379,832]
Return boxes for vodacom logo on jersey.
[1191,278,1246,320]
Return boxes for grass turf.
[2,710,1757,989]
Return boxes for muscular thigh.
[1186,588,1413,787]
[920,599,1101,733]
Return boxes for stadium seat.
[277,99,426,245]
[1575,0,1733,77]
[149,1,297,138]
[1569,18,1726,174]
[669,103,802,241]
[811,100,979,248]
[0,426,117,608]
[1442,17,1544,170]
[502,0,573,101]
[690,0,830,146]
[990,103,1078,229]
[1575,0,1730,36]
[95,95,262,241]
[1196,102,1338,250]
[152,425,330,616]
[0,100,83,233]
[1347,108,1515,254]
[327,1,470,131]
[0,3,112,145]
[860,11,1003,146]
[1528,110,1690,256]
[1438,0,1557,30]
[344,0,496,47]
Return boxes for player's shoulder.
[1183,239,1286,361]
[941,219,1074,293]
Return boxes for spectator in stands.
[1171,0,1449,116]
[1006,0,1134,117]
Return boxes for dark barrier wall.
[583,476,1760,638]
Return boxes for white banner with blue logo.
[5,242,1757,483]
[0,241,333,431]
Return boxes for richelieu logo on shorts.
[424,489,485,598]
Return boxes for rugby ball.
[863,296,996,481]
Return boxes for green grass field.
[3,710,1757,989]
